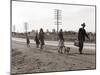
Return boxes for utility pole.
[24,22,28,37]
[24,22,28,33]
[54,9,62,40]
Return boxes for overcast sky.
[12,1,95,33]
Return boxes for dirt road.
[11,38,96,74]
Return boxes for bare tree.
[46,29,49,33]
[52,29,56,33]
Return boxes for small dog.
[64,47,70,54]
[58,46,70,54]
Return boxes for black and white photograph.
[11,0,96,74]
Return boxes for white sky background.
[12,1,95,33]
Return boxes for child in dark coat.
[26,35,30,47]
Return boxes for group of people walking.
[26,22,90,54]
[35,28,45,49]
[58,22,90,54]
[26,28,45,49]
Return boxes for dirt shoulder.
[11,41,96,74]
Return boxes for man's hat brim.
[81,23,86,27]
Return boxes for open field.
[12,31,96,43]
[11,38,96,74]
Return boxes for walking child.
[26,34,30,47]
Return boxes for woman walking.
[39,28,45,49]
[58,29,65,54]
[35,31,40,48]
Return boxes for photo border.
[10,0,96,75]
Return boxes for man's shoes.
[80,52,82,54]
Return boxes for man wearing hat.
[78,22,90,54]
